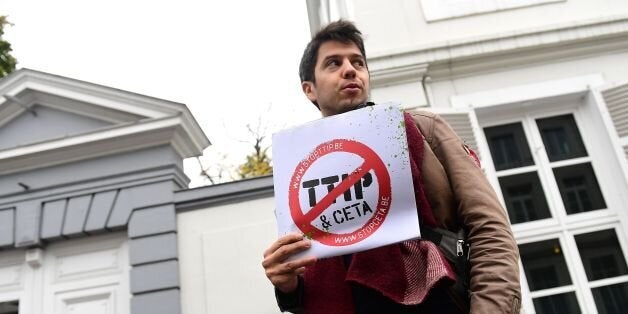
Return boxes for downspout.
[421,72,434,108]
[306,0,322,37]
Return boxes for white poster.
[272,103,421,259]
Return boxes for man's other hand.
[262,233,317,293]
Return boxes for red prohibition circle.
[288,138,391,246]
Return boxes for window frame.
[516,224,628,313]
[453,74,628,313]
[478,98,619,232]
[517,232,588,312]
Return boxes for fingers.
[265,256,315,278]
[279,256,317,274]
[263,233,307,257]
[262,233,317,293]
[264,256,317,293]
[262,238,312,268]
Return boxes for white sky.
[0,0,322,187]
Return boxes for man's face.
[302,40,370,117]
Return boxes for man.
[262,20,521,313]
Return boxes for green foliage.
[238,145,273,179]
[0,16,17,78]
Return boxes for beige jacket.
[409,110,522,314]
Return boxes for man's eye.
[326,59,340,67]
[353,60,365,67]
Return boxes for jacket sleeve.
[275,276,305,313]
[414,112,522,313]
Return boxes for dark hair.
[299,20,367,84]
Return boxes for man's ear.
[302,81,317,103]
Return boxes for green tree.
[237,133,273,179]
[197,106,276,184]
[0,16,17,78]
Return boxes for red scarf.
[302,113,456,314]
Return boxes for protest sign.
[272,103,420,259]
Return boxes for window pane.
[520,239,572,291]
[499,172,551,224]
[553,163,606,214]
[533,292,581,314]
[484,122,534,171]
[537,115,587,162]
[592,282,628,314]
[575,229,628,281]
[0,300,18,314]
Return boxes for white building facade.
[304,0,628,313]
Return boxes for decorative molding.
[174,175,274,212]
[420,0,565,22]
[450,74,604,110]
[0,116,198,175]
[1,69,181,117]
[0,264,22,288]
[0,250,23,289]
[0,169,185,209]
[0,69,210,169]
[55,248,120,282]
[370,63,428,87]
[0,90,143,129]
[25,248,43,268]
[368,15,628,81]
[56,290,114,314]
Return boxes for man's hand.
[262,233,317,293]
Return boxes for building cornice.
[0,169,186,208]
[369,15,628,82]
[1,69,176,117]
[0,69,210,158]
[0,115,198,175]
[174,175,274,212]
[370,63,428,87]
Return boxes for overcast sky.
[0,0,322,187]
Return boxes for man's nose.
[341,60,356,79]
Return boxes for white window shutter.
[407,109,484,163]
[440,112,480,158]
[601,83,628,161]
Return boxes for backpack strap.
[421,225,471,311]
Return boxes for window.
[533,293,581,314]
[482,109,627,313]
[553,163,606,214]
[575,230,628,313]
[498,172,550,223]
[592,283,628,314]
[520,239,571,291]
[484,114,606,224]
[537,115,587,162]
[520,239,582,313]
[485,123,534,170]
[0,301,18,314]
[519,229,628,314]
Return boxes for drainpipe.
[306,0,322,37]
[421,74,434,108]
